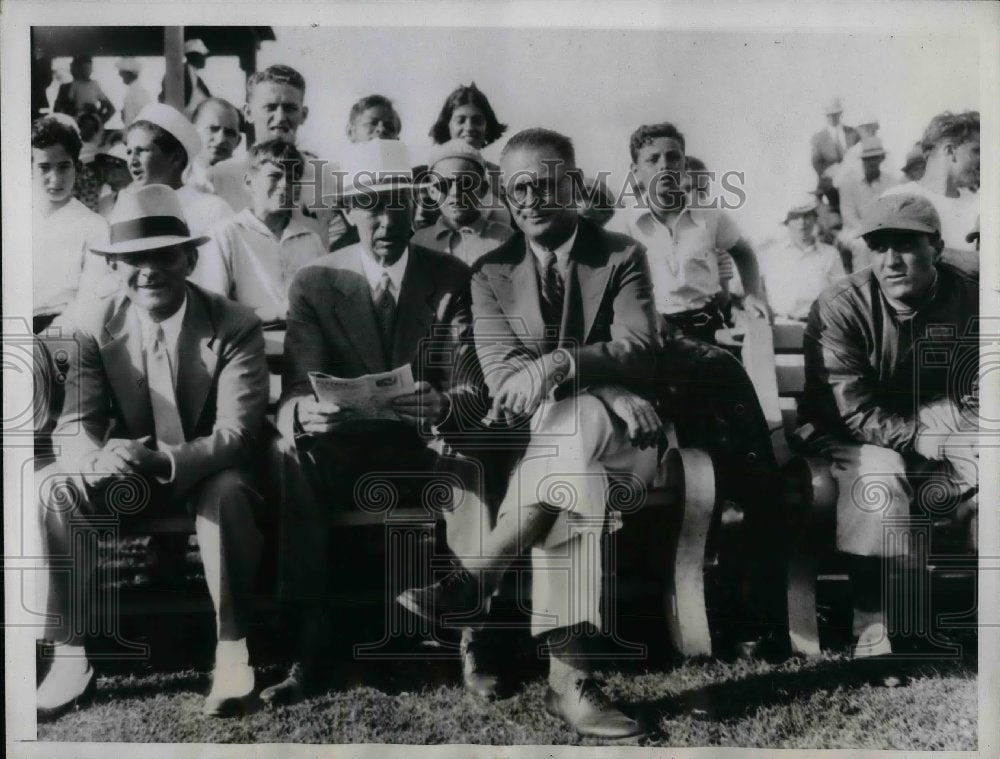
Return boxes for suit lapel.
[493,240,546,348]
[175,287,217,437]
[100,300,154,437]
[330,247,387,374]
[392,249,435,368]
[568,224,612,343]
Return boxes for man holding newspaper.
[265,139,493,705]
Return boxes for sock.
[215,638,249,668]
[50,644,89,672]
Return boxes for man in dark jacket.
[798,193,978,657]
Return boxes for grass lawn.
[36,644,976,748]
[33,537,977,748]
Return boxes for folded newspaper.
[308,365,415,421]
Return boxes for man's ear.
[300,105,309,126]
[185,247,200,274]
[244,170,252,189]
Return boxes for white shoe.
[852,622,892,659]
[203,662,256,717]
[37,654,96,720]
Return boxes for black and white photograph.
[3,1,998,756]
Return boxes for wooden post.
[163,27,185,110]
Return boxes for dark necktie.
[540,249,565,337]
[374,272,397,364]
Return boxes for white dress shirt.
[359,245,409,301]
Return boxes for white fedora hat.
[90,184,209,256]
[338,138,413,198]
[132,102,202,167]
[184,38,210,56]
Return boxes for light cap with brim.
[337,138,414,198]
[89,184,208,255]
[131,102,202,168]
[784,195,819,223]
[184,39,209,56]
[860,136,886,159]
[116,57,141,73]
[426,139,487,174]
[856,193,941,239]
[824,97,844,114]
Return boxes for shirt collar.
[436,214,488,238]
[360,245,409,295]
[235,207,316,242]
[528,224,578,270]
[630,192,705,233]
[135,294,187,347]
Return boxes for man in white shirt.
[760,197,846,320]
[116,58,151,128]
[183,97,243,194]
[883,110,979,277]
[838,137,899,271]
[606,121,770,343]
[31,115,115,333]
[125,102,234,236]
[192,140,325,323]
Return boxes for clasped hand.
[81,436,168,486]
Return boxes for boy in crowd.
[411,139,514,267]
[606,122,770,344]
[192,141,326,324]
[883,111,979,277]
[31,115,114,333]
[346,94,401,142]
[208,65,339,250]
[125,102,234,236]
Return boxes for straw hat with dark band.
[90,184,209,255]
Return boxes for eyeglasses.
[503,174,569,207]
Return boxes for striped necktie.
[374,272,397,364]
[539,248,565,337]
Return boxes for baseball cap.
[856,193,941,238]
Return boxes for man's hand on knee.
[589,385,663,450]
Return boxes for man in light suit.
[399,128,663,738]
[34,184,270,720]
[811,97,860,210]
[263,139,495,705]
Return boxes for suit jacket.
[470,218,658,399]
[55,283,269,496]
[810,125,860,179]
[277,243,485,440]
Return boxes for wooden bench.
[740,318,977,655]
[32,328,725,657]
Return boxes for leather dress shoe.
[260,662,314,707]
[545,678,646,739]
[36,660,97,722]
[397,569,491,628]
[460,628,499,699]
[203,663,257,717]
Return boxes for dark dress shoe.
[544,678,646,739]
[36,665,97,723]
[260,662,312,707]
[397,569,491,628]
[460,628,499,699]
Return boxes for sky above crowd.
[57,26,979,243]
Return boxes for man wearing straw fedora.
[264,139,496,704]
[34,184,270,720]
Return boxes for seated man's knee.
[194,469,259,519]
